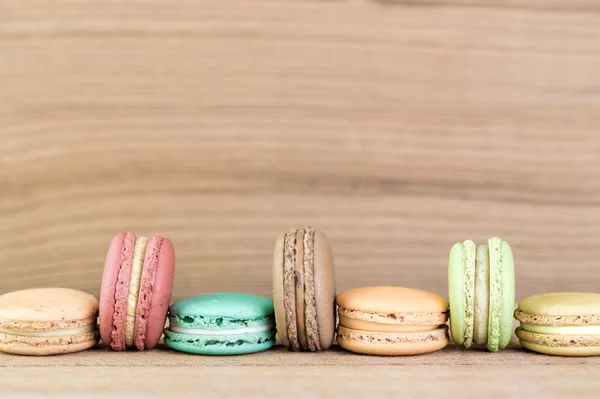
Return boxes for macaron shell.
[164,330,275,355]
[0,331,99,356]
[294,229,308,349]
[519,340,600,357]
[313,230,336,350]
[516,327,600,356]
[98,233,125,347]
[0,288,98,332]
[282,229,299,350]
[134,235,175,350]
[339,316,443,332]
[337,325,448,356]
[169,293,274,322]
[272,233,289,348]
[487,238,503,352]
[99,232,136,350]
[517,292,600,318]
[303,227,320,351]
[338,286,448,314]
[514,308,600,327]
[448,242,466,346]
[498,239,515,349]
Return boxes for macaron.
[164,293,276,355]
[448,238,515,352]
[272,227,336,351]
[336,286,449,356]
[515,292,600,356]
[99,232,175,351]
[0,288,99,356]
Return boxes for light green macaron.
[448,238,515,352]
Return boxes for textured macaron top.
[337,286,448,314]
[0,288,98,331]
[517,293,600,317]
[515,292,600,327]
[169,293,274,329]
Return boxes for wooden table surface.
[2,341,600,398]
[2,0,600,396]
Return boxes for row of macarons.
[0,229,597,357]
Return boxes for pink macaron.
[99,232,175,351]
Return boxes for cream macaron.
[336,286,449,355]
[0,288,99,356]
[515,292,600,356]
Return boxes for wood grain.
[2,344,600,398]
[1,0,600,303]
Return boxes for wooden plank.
[1,0,600,302]
[2,345,600,398]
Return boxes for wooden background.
[1,0,600,303]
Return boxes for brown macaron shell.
[312,230,336,350]
[294,229,308,349]
[272,233,289,348]
[283,229,300,351]
[303,227,320,351]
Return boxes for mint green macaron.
[448,238,515,352]
[164,293,276,355]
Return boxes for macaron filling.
[473,244,490,346]
[0,323,97,337]
[169,324,274,335]
[338,309,447,332]
[487,238,503,351]
[125,237,148,347]
[520,324,600,335]
[170,314,273,329]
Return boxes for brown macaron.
[273,227,336,351]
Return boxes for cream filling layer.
[125,237,148,347]
[169,324,274,336]
[0,324,96,337]
[521,323,600,335]
[473,244,489,346]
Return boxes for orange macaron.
[336,286,449,355]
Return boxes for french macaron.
[336,286,449,356]
[164,293,275,355]
[448,238,515,352]
[99,232,175,351]
[0,288,99,356]
[515,292,600,356]
[273,227,336,351]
